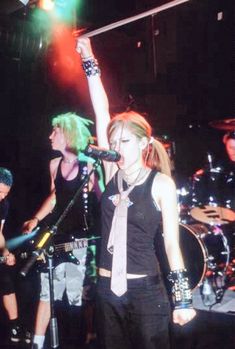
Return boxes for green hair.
[52,112,93,154]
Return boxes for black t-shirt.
[0,199,9,222]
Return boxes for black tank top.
[48,159,89,237]
[100,170,162,275]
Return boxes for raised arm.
[76,38,117,183]
[76,38,110,149]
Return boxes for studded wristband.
[168,269,193,309]
[82,58,101,77]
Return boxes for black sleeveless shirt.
[48,159,90,237]
[100,170,162,275]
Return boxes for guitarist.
[23,112,103,349]
[0,167,30,344]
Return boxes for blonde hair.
[107,110,171,177]
[52,112,93,154]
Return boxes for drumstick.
[78,0,190,38]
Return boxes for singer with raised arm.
[22,112,103,349]
[76,38,196,349]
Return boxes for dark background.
[0,2,235,348]
[0,0,234,235]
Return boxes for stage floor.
[1,308,234,349]
[0,288,235,349]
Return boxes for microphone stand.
[20,159,101,349]
[47,247,59,349]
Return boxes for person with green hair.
[23,112,103,349]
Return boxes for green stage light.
[38,0,80,25]
[54,0,79,24]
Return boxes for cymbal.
[190,205,235,225]
[209,118,235,131]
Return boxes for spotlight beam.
[6,227,40,250]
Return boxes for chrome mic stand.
[47,245,59,348]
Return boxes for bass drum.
[179,223,230,290]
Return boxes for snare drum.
[179,223,230,290]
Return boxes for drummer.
[191,130,235,220]
[220,130,235,209]
[223,130,235,164]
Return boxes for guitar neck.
[55,238,88,253]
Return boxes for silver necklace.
[62,157,78,164]
[122,168,148,187]
[122,167,141,184]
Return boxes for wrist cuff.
[82,58,101,77]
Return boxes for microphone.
[84,145,121,162]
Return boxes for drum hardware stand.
[200,227,229,308]
[201,272,227,309]
[201,277,215,307]
[212,272,226,305]
[215,286,226,303]
[206,152,213,171]
[20,159,101,348]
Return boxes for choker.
[62,157,78,164]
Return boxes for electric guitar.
[55,237,88,254]
[51,237,89,266]
[26,235,98,271]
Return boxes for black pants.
[0,264,17,295]
[0,263,40,330]
[96,276,171,349]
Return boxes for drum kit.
[167,119,235,306]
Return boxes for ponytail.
[144,138,172,177]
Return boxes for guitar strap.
[80,161,89,232]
